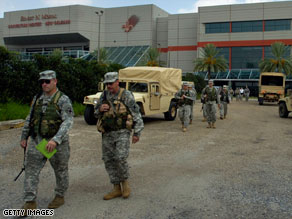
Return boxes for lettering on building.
[8,14,69,28]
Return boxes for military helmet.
[103,72,118,84]
[39,70,56,80]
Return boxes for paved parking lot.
[0,100,291,218]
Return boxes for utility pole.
[95,10,104,63]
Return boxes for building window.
[232,47,262,69]
[232,21,262,32]
[217,47,229,66]
[265,19,291,31]
[205,22,229,34]
[264,45,291,59]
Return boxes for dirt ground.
[0,100,291,219]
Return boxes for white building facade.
[1,1,292,73]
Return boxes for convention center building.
[0,0,292,90]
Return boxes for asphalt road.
[0,100,291,219]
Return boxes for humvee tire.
[279,102,289,118]
[258,97,264,105]
[164,101,177,121]
[84,105,97,125]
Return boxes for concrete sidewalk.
[0,119,24,131]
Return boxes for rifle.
[14,148,26,181]
[14,92,41,181]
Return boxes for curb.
[0,119,25,131]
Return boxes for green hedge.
[0,46,124,104]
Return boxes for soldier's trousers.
[206,102,216,123]
[220,101,228,117]
[189,104,194,120]
[24,137,70,202]
[178,105,191,127]
[245,94,249,101]
[203,104,207,118]
[102,129,130,185]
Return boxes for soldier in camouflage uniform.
[244,86,250,102]
[219,85,230,119]
[202,80,220,128]
[188,83,197,124]
[175,82,196,132]
[94,72,144,200]
[20,70,74,214]
[201,86,208,122]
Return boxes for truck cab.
[258,72,285,105]
[83,67,182,125]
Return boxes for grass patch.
[73,102,86,116]
[0,101,85,121]
[0,102,30,121]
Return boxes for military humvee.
[278,89,292,118]
[83,67,182,125]
[258,72,285,105]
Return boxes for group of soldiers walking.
[18,70,250,216]
[231,87,250,102]
[176,80,233,131]
[19,71,144,216]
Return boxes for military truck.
[83,67,182,125]
[278,89,292,118]
[258,72,285,105]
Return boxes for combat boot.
[103,184,122,200]
[182,127,187,132]
[121,180,131,199]
[212,122,216,129]
[48,195,64,209]
[22,201,37,216]
[202,117,206,122]
[189,119,192,124]
[207,123,211,128]
[220,117,223,120]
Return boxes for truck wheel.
[258,98,264,105]
[84,105,97,125]
[279,102,289,118]
[164,101,177,121]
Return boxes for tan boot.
[22,201,37,216]
[212,122,216,129]
[207,123,211,128]
[103,184,122,200]
[182,127,187,132]
[121,180,131,199]
[202,117,206,122]
[48,195,64,209]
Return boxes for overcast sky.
[0,0,287,18]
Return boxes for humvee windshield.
[261,76,284,86]
[119,82,126,88]
[129,82,148,92]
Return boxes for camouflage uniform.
[94,88,144,185]
[21,76,73,202]
[202,85,220,124]
[235,88,240,101]
[175,88,196,128]
[201,86,208,120]
[244,87,250,101]
[189,85,197,122]
[229,89,234,101]
[219,87,230,119]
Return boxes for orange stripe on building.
[158,39,292,53]
[158,45,197,53]
[197,39,292,47]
